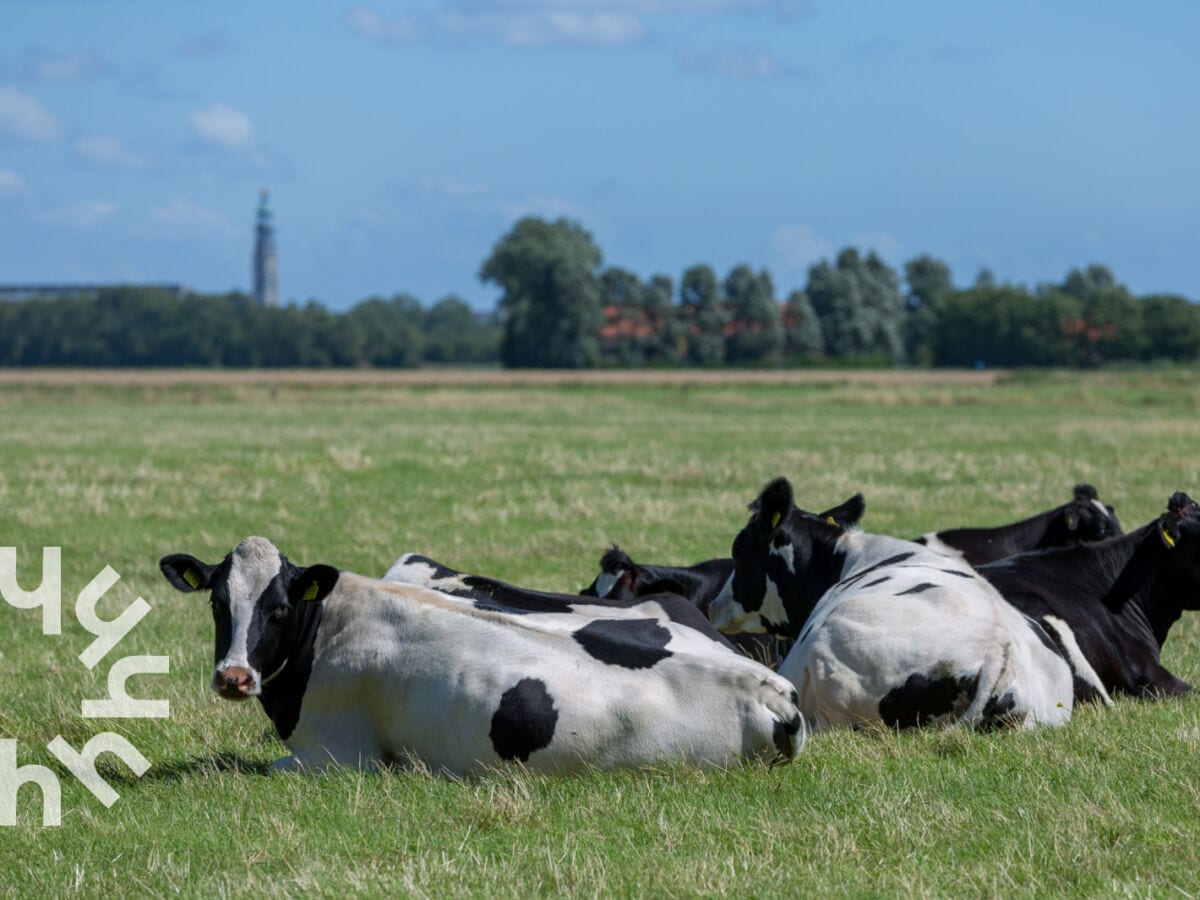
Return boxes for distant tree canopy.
[480,216,603,368]
[0,288,499,367]
[1,217,1197,369]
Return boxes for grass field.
[2,368,1200,896]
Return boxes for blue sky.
[1,1,1196,310]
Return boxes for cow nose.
[215,666,256,697]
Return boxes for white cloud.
[0,168,30,197]
[190,103,255,149]
[0,86,63,141]
[42,200,118,228]
[772,224,835,275]
[350,4,644,46]
[420,176,491,197]
[347,6,420,41]
[680,46,801,79]
[150,198,234,235]
[75,135,148,168]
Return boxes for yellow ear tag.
[183,568,200,589]
[826,516,837,526]
[302,581,320,601]
[770,512,781,529]
[1161,526,1177,550]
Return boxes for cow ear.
[756,477,794,530]
[289,564,340,604]
[819,493,865,529]
[1064,510,1080,532]
[1160,518,1181,550]
[160,554,215,593]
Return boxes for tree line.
[1,214,1197,368]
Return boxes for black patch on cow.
[772,713,802,758]
[939,568,974,579]
[862,576,890,589]
[489,678,558,762]
[879,670,980,729]
[573,618,673,669]
[839,552,916,588]
[259,593,324,742]
[1024,616,1062,656]
[896,582,938,596]
[978,692,1018,730]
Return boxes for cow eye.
[269,606,289,622]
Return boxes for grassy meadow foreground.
[2,368,1199,896]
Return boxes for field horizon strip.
[2,368,1199,896]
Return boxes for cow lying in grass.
[161,537,804,774]
[979,492,1200,701]
[915,484,1122,565]
[578,495,865,666]
[708,478,1096,732]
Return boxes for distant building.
[0,283,188,301]
[252,188,278,307]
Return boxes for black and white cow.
[162,537,804,774]
[708,477,1085,732]
[383,552,737,654]
[915,484,1122,566]
[979,492,1200,700]
[577,496,866,666]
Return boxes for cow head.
[1155,492,1200,609]
[160,537,339,700]
[708,477,864,639]
[1054,484,1122,545]
[580,546,639,599]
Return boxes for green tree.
[806,248,904,363]
[643,273,682,364]
[723,264,782,364]
[1140,294,1200,361]
[598,267,647,366]
[903,255,953,366]
[479,217,603,368]
[680,264,727,366]
[782,289,824,361]
[423,295,499,364]
[347,294,423,367]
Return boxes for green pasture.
[2,370,1200,896]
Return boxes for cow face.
[708,478,863,639]
[1060,484,1122,543]
[160,537,338,700]
[1157,492,1200,609]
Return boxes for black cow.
[914,484,1122,566]
[979,492,1200,701]
[579,494,866,667]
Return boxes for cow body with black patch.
[915,484,1122,566]
[979,492,1200,700]
[708,478,1080,732]
[162,538,804,774]
[383,553,737,657]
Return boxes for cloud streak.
[190,104,255,149]
[0,86,63,141]
[679,46,803,79]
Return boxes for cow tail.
[960,641,1016,728]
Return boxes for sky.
[1,1,1197,311]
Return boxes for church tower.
[252,188,278,307]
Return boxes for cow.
[577,495,866,666]
[914,484,1122,566]
[978,492,1200,700]
[707,477,1086,732]
[382,552,737,655]
[161,537,804,774]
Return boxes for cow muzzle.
[213,665,258,700]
